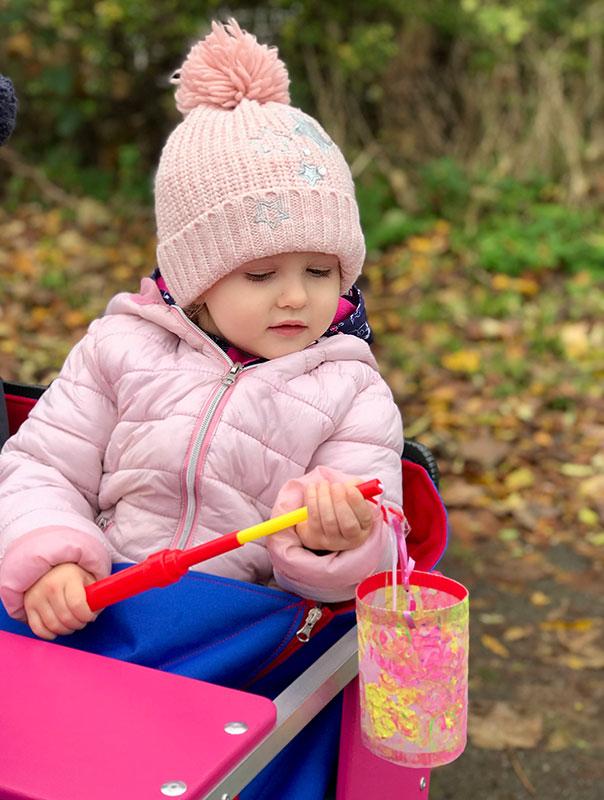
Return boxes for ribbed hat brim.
[157,187,365,307]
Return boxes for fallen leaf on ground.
[481,634,510,658]
[503,625,534,642]
[441,349,481,373]
[505,468,536,491]
[530,591,551,606]
[468,702,543,750]
[441,481,486,507]
[545,728,573,752]
[458,436,510,467]
[580,474,604,499]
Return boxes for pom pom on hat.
[0,74,17,147]
[174,18,290,113]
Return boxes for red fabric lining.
[402,460,448,571]
[5,394,37,437]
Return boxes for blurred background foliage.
[2,0,604,274]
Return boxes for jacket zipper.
[175,361,243,549]
[172,309,256,550]
[96,516,115,533]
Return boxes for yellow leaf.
[407,235,434,253]
[579,475,604,499]
[481,634,510,658]
[560,463,593,478]
[560,322,590,358]
[389,275,413,293]
[539,619,594,632]
[546,729,572,752]
[492,274,512,291]
[578,507,599,526]
[442,349,481,373]
[12,251,36,277]
[384,311,403,331]
[530,591,551,607]
[515,277,540,296]
[534,430,554,447]
[503,625,533,642]
[63,310,88,329]
[410,253,431,273]
[6,32,34,58]
[564,655,588,670]
[32,307,51,324]
[504,468,535,491]
[112,264,136,281]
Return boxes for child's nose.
[277,279,307,308]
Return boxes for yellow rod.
[236,508,308,545]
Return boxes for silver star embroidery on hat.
[250,128,292,155]
[290,113,332,153]
[254,198,290,229]
[298,162,326,186]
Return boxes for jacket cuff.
[0,526,111,621]
[266,465,390,601]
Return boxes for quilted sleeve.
[0,321,116,620]
[266,374,403,601]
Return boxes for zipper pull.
[221,361,243,386]
[296,605,323,643]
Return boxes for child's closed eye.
[244,267,333,281]
[245,272,274,282]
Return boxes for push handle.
[86,478,383,611]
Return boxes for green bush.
[455,178,604,275]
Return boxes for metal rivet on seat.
[224,721,248,735]
[419,776,427,790]
[161,780,187,796]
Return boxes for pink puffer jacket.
[0,279,403,621]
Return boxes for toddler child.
[0,20,403,641]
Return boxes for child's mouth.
[269,323,307,337]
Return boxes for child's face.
[197,251,341,359]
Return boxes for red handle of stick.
[85,532,241,611]
[85,478,382,611]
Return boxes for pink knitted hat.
[155,19,365,308]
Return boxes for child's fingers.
[330,483,364,543]
[298,480,375,551]
[30,599,75,638]
[48,582,90,632]
[315,481,340,539]
[344,482,375,528]
[25,607,57,641]
[299,482,340,549]
[64,575,98,624]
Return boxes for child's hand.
[23,563,99,640]
[295,480,375,552]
